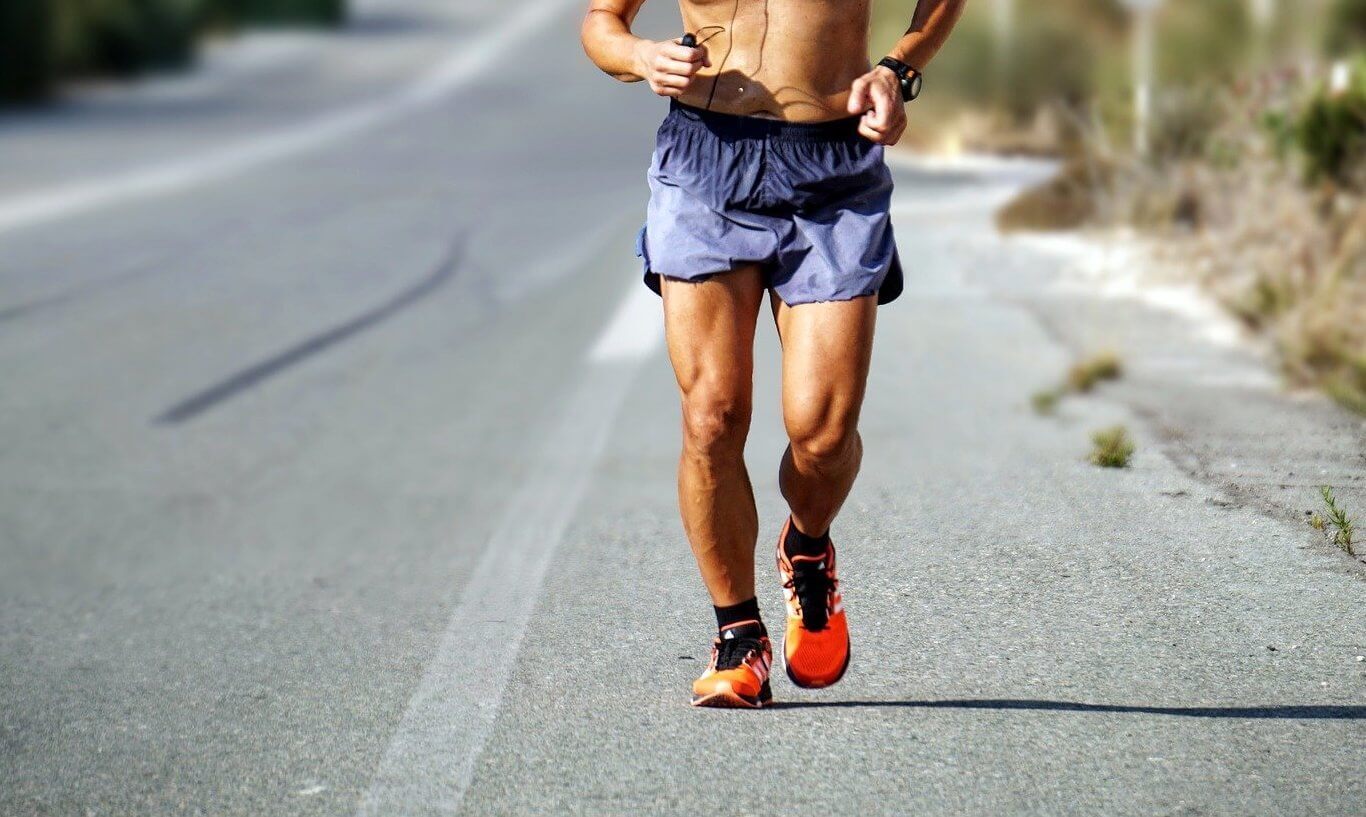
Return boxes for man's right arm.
[580,0,709,96]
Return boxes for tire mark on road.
[153,236,463,425]
[0,252,172,325]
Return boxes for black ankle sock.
[784,518,831,558]
[713,597,766,638]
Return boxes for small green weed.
[1031,387,1064,415]
[1088,425,1135,468]
[1032,352,1124,415]
[1319,485,1357,557]
[1067,352,1124,393]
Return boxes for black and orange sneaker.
[777,519,850,689]
[690,625,773,709]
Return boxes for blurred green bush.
[202,0,345,30]
[1326,0,1366,56]
[1297,58,1366,187]
[0,0,56,101]
[1,0,347,104]
[54,0,201,78]
[874,0,1121,126]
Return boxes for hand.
[847,66,906,145]
[633,38,710,98]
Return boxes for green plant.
[1319,485,1357,556]
[1031,387,1063,416]
[1296,59,1366,189]
[1150,87,1228,165]
[1325,0,1366,57]
[1028,353,1125,417]
[1067,351,1124,393]
[1261,108,1299,160]
[1088,426,1135,468]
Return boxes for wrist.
[625,36,663,80]
[629,37,653,79]
[872,64,899,82]
[877,56,922,101]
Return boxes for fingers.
[654,72,693,90]
[847,76,872,115]
[859,113,906,145]
[662,42,709,67]
[858,120,890,144]
[859,117,905,145]
[645,40,709,97]
[853,69,905,145]
[657,57,704,78]
[858,108,905,145]
[864,79,896,130]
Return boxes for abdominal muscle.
[675,0,873,122]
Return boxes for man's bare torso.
[675,0,872,121]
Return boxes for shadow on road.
[770,699,1366,720]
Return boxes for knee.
[681,388,751,460]
[786,409,859,466]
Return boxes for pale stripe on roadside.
[356,277,662,816]
[0,0,578,235]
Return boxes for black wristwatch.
[877,56,923,102]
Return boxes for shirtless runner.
[582,0,966,708]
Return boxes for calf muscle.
[663,268,766,606]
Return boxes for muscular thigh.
[773,294,878,433]
[662,266,767,400]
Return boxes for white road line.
[356,280,662,817]
[882,148,1057,177]
[590,279,665,362]
[493,215,633,304]
[0,0,576,236]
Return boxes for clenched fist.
[633,38,710,98]
[847,66,906,145]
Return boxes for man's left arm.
[848,0,967,145]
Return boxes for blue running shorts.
[637,100,902,306]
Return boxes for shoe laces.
[714,636,764,671]
[786,559,834,632]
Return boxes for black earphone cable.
[694,25,725,46]
[704,0,741,111]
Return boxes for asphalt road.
[1,2,1363,815]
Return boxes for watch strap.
[877,56,912,80]
[876,56,922,102]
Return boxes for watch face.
[906,73,923,101]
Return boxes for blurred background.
[2,0,343,100]
[876,0,1366,413]
[2,2,1364,815]
[3,0,1362,406]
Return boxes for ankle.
[713,597,766,639]
[784,517,831,558]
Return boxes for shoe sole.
[690,680,772,709]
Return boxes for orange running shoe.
[690,624,773,709]
[777,519,850,689]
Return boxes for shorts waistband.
[668,100,862,143]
